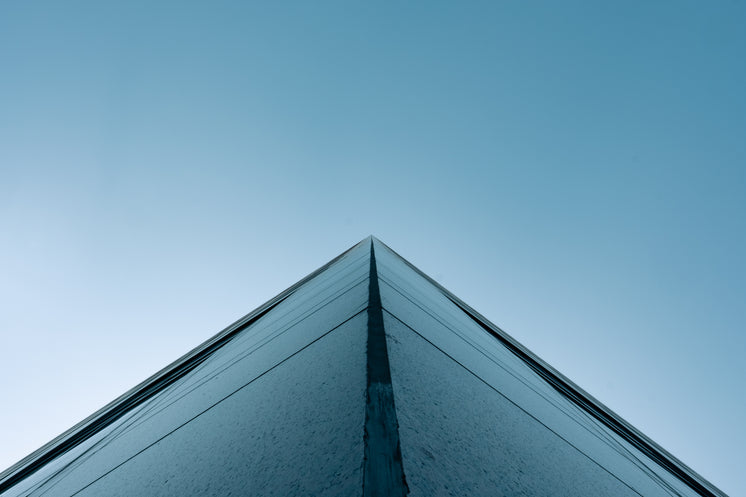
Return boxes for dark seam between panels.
[362,241,408,497]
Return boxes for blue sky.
[1,1,744,494]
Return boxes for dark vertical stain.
[363,241,408,497]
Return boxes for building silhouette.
[0,237,727,496]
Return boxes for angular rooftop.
[0,237,727,496]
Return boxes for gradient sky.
[1,1,744,494]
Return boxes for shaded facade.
[0,237,727,496]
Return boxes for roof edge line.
[0,238,368,492]
[449,298,725,497]
[372,238,726,497]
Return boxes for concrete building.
[0,237,726,496]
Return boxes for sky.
[0,1,744,495]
